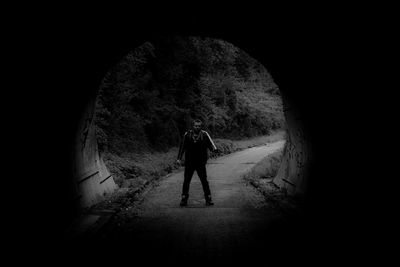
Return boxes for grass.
[243,148,284,181]
[102,147,181,188]
[243,147,304,217]
[211,130,285,158]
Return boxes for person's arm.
[177,131,188,162]
[203,130,217,152]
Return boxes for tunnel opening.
[95,36,286,189]
[21,9,384,263]
[67,35,311,242]
[72,36,288,208]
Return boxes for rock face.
[72,97,117,209]
[273,97,311,196]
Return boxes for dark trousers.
[182,162,211,197]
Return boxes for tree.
[94,36,284,154]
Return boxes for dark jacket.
[177,130,217,164]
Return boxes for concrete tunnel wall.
[72,96,117,209]
[273,95,311,196]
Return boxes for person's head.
[192,119,202,133]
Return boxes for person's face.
[193,122,202,133]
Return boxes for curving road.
[98,140,286,265]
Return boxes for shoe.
[205,195,214,206]
[180,195,188,206]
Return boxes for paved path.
[100,141,286,265]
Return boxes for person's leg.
[181,163,195,205]
[196,163,213,205]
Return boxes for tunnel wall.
[273,97,311,196]
[72,96,118,209]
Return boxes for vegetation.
[243,148,284,183]
[104,130,285,188]
[94,36,285,187]
[243,148,303,216]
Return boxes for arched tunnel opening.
[15,10,387,265]
[72,36,294,210]
[37,15,345,263]
[62,33,313,259]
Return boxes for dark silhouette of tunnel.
[59,25,314,227]
[30,12,373,263]
[71,35,303,209]
[10,7,390,265]
[70,38,310,212]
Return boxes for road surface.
[95,140,288,264]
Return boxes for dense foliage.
[95,36,284,155]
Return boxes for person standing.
[176,119,218,206]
